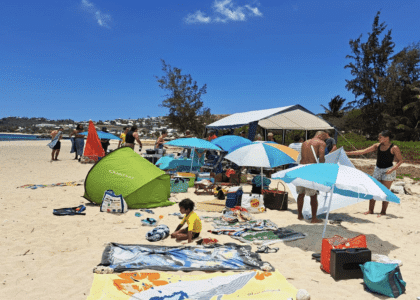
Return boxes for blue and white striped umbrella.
[224,142,296,168]
[272,163,400,238]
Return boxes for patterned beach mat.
[87,270,297,300]
[17,180,84,189]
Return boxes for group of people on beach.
[295,130,403,222]
[49,123,404,220]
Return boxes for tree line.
[321,11,420,141]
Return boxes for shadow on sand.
[280,223,399,256]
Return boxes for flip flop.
[256,246,279,254]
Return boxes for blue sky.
[1,0,419,122]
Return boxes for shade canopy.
[211,135,253,153]
[80,131,121,140]
[165,138,222,150]
[206,105,333,131]
[272,164,400,203]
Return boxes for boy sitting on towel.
[171,198,202,243]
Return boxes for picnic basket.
[262,181,288,211]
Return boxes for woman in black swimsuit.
[346,130,403,217]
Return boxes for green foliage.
[337,132,420,162]
[320,95,351,119]
[345,11,395,136]
[380,44,420,141]
[156,60,211,136]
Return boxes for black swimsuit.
[376,144,394,168]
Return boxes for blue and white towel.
[47,131,62,149]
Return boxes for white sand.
[1,140,419,299]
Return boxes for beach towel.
[46,131,62,149]
[231,228,307,244]
[87,270,297,300]
[74,137,85,156]
[17,180,84,189]
[70,137,77,153]
[210,219,279,234]
[96,242,273,273]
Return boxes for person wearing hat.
[267,132,276,143]
[100,127,110,154]
[185,130,193,138]
[207,130,217,142]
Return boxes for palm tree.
[320,95,351,118]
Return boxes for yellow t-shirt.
[120,133,126,144]
[180,211,202,233]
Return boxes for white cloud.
[81,0,111,28]
[184,10,211,24]
[184,0,262,24]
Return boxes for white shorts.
[372,166,396,182]
[296,186,318,196]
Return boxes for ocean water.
[0,134,50,141]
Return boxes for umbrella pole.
[261,167,264,189]
[190,147,195,173]
[322,185,335,239]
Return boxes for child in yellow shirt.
[171,199,202,243]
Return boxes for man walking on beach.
[297,131,327,223]
[49,127,64,161]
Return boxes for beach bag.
[170,178,189,193]
[360,262,406,298]
[100,190,128,213]
[262,181,288,211]
[226,186,243,208]
[241,194,265,213]
[321,234,367,274]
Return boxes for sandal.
[141,218,157,226]
[256,246,279,253]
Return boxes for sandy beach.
[1,139,420,299]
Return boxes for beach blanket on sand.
[87,270,297,300]
[231,228,307,244]
[17,180,84,189]
[46,131,62,149]
[209,219,306,244]
[96,243,273,273]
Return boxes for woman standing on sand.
[69,124,85,161]
[346,130,403,217]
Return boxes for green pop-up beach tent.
[83,147,173,209]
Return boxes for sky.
[1,0,419,122]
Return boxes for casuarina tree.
[380,43,420,141]
[345,11,395,136]
[156,60,213,136]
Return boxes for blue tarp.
[98,243,273,272]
